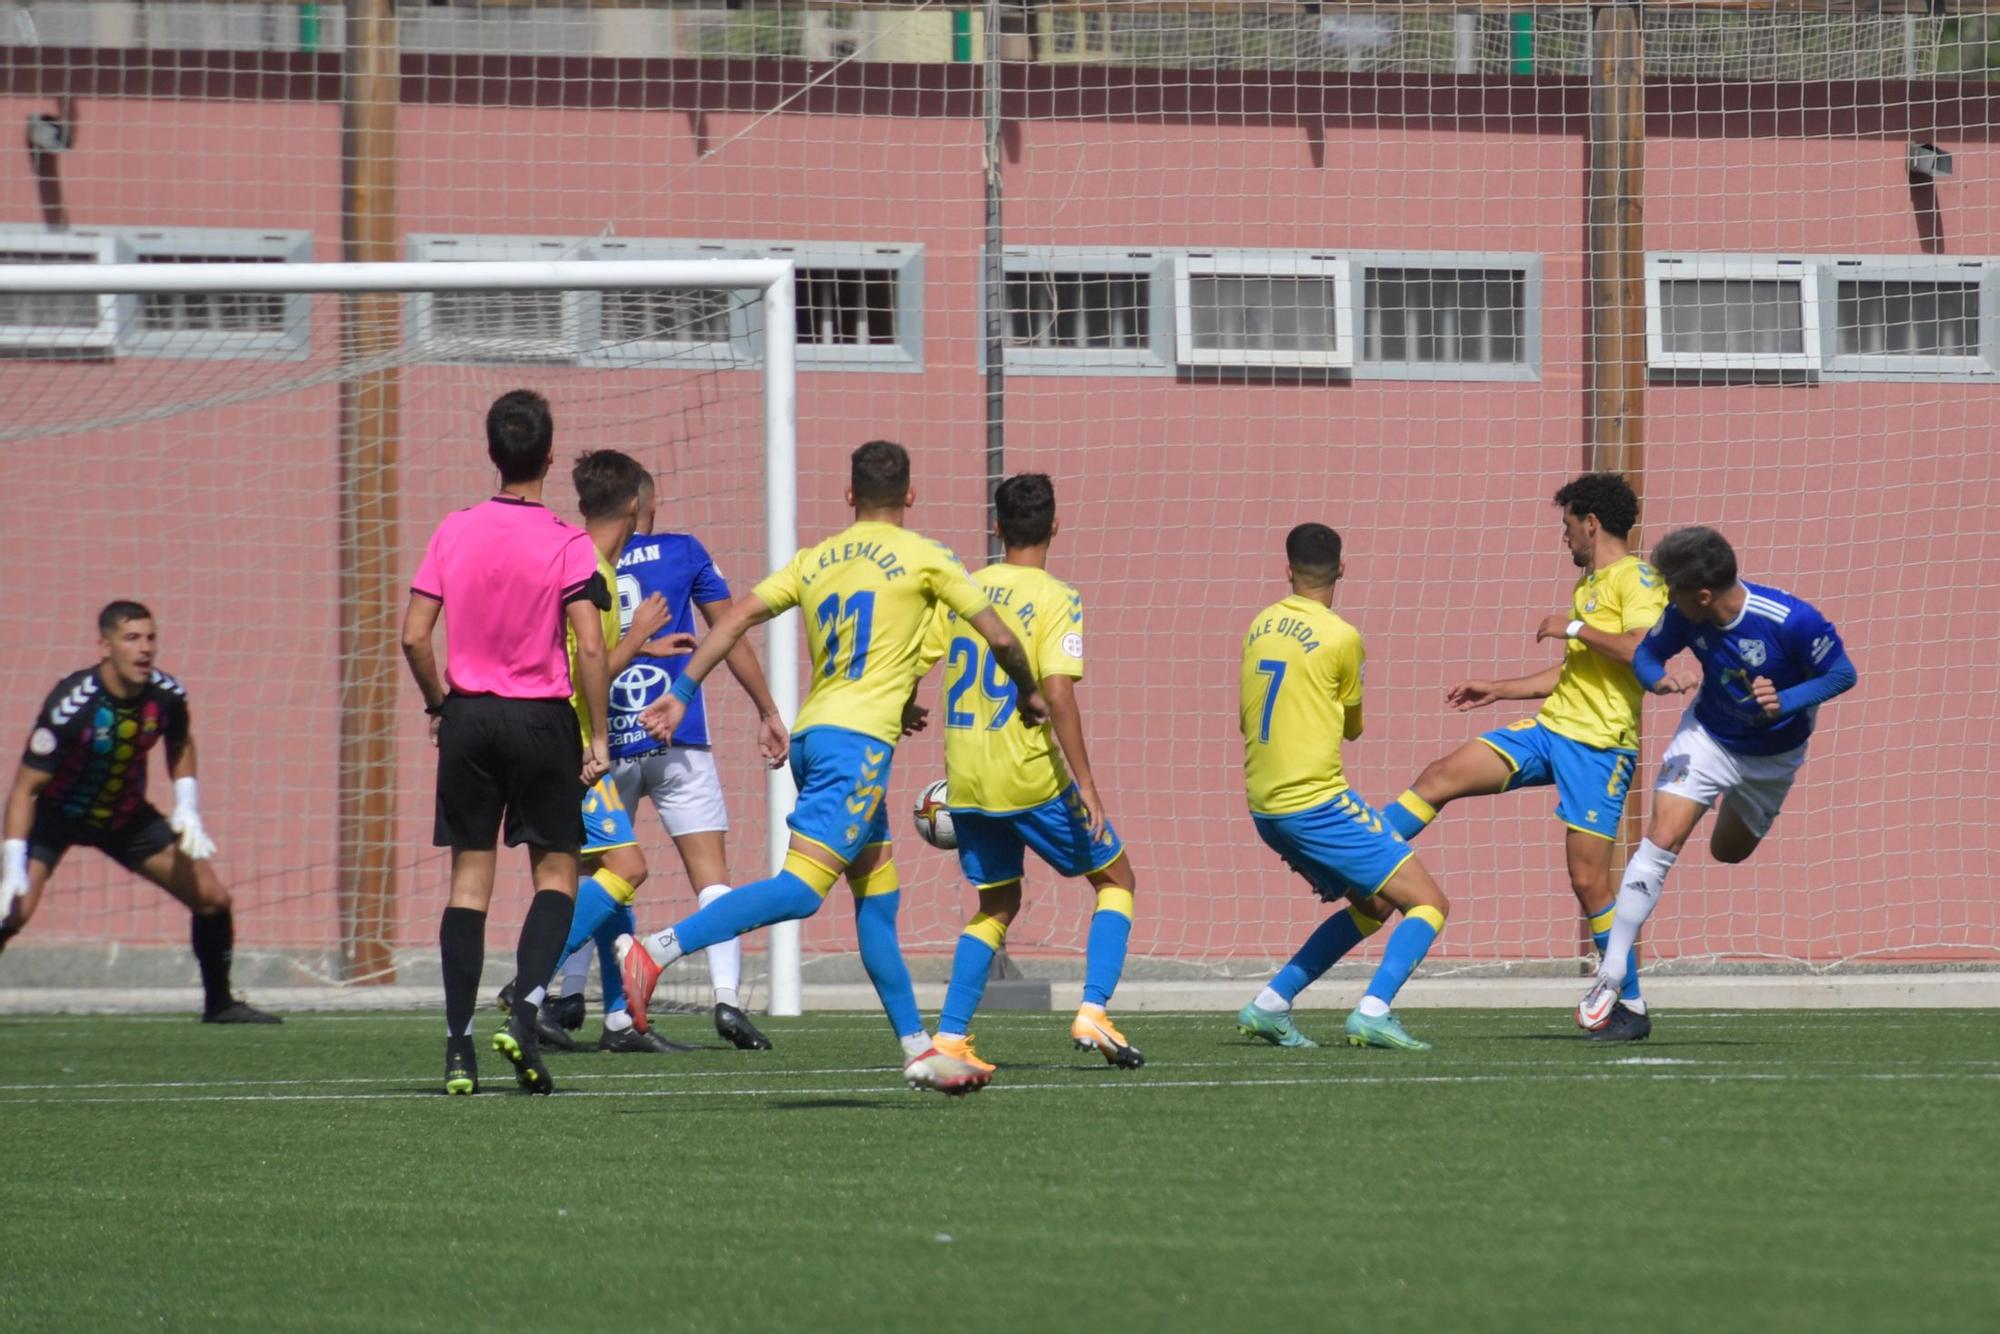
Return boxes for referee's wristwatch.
[424,700,447,718]
[1565,619,1586,640]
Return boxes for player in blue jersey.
[1577,526,1858,1031]
[563,470,789,1051]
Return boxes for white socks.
[899,1032,933,1058]
[698,884,743,1007]
[1254,986,1289,1013]
[643,927,685,969]
[1356,995,1391,1019]
[1601,838,1678,987]
[603,1008,633,1033]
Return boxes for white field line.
[2,1069,1996,1107]
[4,1054,1994,1095]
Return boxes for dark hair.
[850,439,911,509]
[487,389,554,484]
[1553,472,1639,539]
[1651,525,1738,594]
[572,449,647,521]
[98,600,153,636]
[994,473,1056,549]
[1285,523,1343,583]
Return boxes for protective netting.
[2,3,1996,993]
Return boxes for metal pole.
[762,267,804,1017]
[982,0,1006,564]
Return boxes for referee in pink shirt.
[400,389,611,1096]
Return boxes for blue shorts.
[1253,792,1414,904]
[1478,720,1636,842]
[581,776,638,856]
[953,785,1127,890]
[787,726,894,865]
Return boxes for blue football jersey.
[608,533,732,756]
[1643,581,1846,756]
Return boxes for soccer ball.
[913,778,956,850]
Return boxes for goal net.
[0,257,801,1011]
[3,2,1996,1007]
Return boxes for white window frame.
[1646,254,1821,374]
[120,227,313,360]
[1352,252,1542,382]
[1820,257,1998,379]
[997,246,1175,376]
[0,229,126,353]
[1173,250,1355,370]
[407,234,594,363]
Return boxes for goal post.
[0,258,803,1014]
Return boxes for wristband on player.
[1565,619,1586,639]
[173,776,201,815]
[2,839,26,883]
[669,673,701,706]
[424,700,447,718]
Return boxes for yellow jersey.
[1536,554,1666,752]
[568,549,620,747]
[917,563,1086,814]
[753,520,991,745]
[1240,594,1366,817]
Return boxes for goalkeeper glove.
[2,838,27,917]
[169,777,217,860]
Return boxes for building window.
[1006,272,1151,351]
[797,268,899,347]
[0,242,116,348]
[1363,268,1526,367]
[600,287,737,348]
[1835,279,1979,357]
[1174,253,1353,369]
[1646,257,1819,373]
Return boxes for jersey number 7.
[1253,659,1287,743]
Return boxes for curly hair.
[1552,472,1639,539]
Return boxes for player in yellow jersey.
[1234,524,1451,1052]
[617,441,1047,1094]
[904,474,1141,1073]
[496,450,702,1057]
[1376,474,1669,1042]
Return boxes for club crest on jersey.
[1738,638,1767,667]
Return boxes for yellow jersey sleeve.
[750,550,807,617]
[1618,560,1668,633]
[914,601,952,677]
[1038,581,1085,682]
[922,544,992,622]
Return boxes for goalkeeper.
[0,602,279,1023]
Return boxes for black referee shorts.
[433,694,585,855]
[28,803,177,873]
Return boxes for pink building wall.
[2,58,1994,973]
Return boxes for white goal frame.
[0,258,805,1014]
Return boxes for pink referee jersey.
[411,496,600,700]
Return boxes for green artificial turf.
[1,1008,1995,1332]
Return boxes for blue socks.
[1268,904,1380,1003]
[674,870,823,955]
[1382,790,1438,841]
[1082,893,1134,1008]
[594,900,637,1014]
[854,889,924,1040]
[938,930,997,1036]
[1363,906,1445,1007]
[564,876,624,961]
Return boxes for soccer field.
[2,1009,1994,1332]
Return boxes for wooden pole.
[1586,0,1648,966]
[338,0,401,984]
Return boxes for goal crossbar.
[0,258,805,1014]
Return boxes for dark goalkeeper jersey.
[21,667,190,829]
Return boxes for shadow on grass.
[761,1098,923,1111]
[1491,1033,1762,1047]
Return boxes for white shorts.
[612,748,730,839]
[1655,708,1806,841]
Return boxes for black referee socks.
[191,907,235,1015]
[510,890,577,1029]
[439,906,487,1039]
